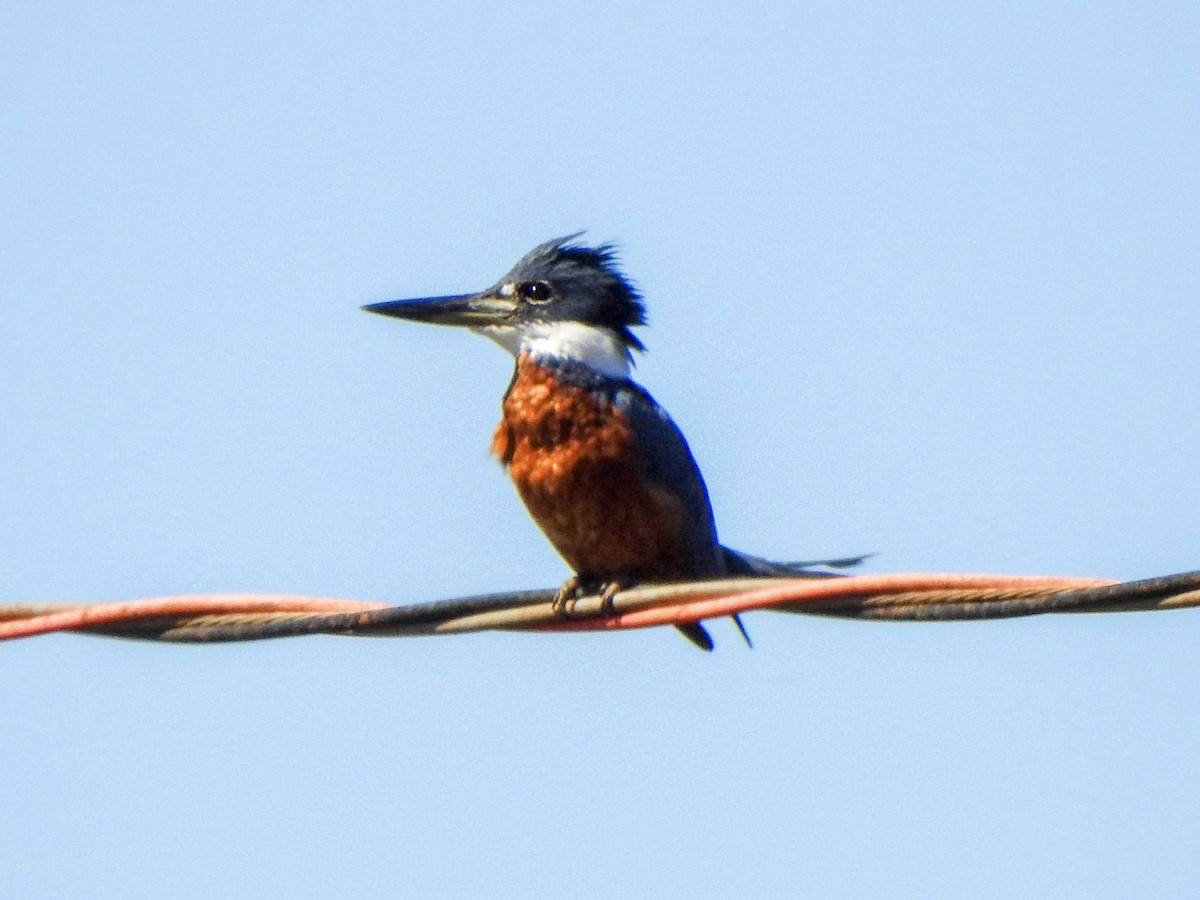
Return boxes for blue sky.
[2,2,1199,897]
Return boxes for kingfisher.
[364,235,859,649]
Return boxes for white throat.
[474,321,631,379]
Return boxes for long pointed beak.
[361,292,517,328]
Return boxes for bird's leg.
[552,575,590,617]
[552,576,635,617]
[597,578,635,615]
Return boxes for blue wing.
[612,383,726,580]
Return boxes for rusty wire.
[2,569,1198,645]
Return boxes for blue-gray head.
[363,235,647,378]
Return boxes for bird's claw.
[552,577,631,618]
[598,581,624,615]
[551,577,584,617]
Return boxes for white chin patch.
[472,324,521,355]
[476,321,631,379]
[524,321,632,379]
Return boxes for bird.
[363,235,861,649]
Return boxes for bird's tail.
[720,547,872,578]
[675,622,715,651]
[674,549,871,651]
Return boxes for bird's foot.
[597,580,632,615]
[552,576,584,617]
[552,576,634,618]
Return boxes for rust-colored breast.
[492,355,692,580]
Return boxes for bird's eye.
[519,281,553,304]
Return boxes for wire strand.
[3,570,1198,644]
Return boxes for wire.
[3,570,1198,645]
